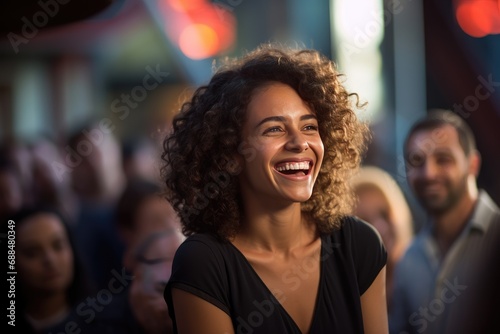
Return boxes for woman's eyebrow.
[255,114,317,129]
[301,114,317,121]
[255,116,286,129]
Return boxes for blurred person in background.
[68,122,126,291]
[444,218,500,334]
[389,109,500,334]
[29,137,79,224]
[127,228,184,334]
[0,142,33,210]
[351,165,414,311]
[0,145,23,221]
[68,122,125,204]
[5,142,36,207]
[2,137,79,225]
[10,206,94,334]
[114,177,182,271]
[90,177,183,333]
[121,136,161,185]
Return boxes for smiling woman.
[237,82,324,206]
[161,43,389,334]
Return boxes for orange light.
[179,24,220,60]
[455,0,500,37]
[161,0,236,59]
[167,0,208,12]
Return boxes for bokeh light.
[167,0,208,12]
[179,24,220,60]
[160,0,236,60]
[455,0,500,37]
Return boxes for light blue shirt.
[389,190,500,334]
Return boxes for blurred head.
[68,123,125,202]
[30,139,60,201]
[162,43,368,240]
[6,143,35,206]
[17,212,74,295]
[0,143,29,215]
[128,229,184,334]
[404,109,480,215]
[0,158,23,218]
[115,178,181,270]
[13,207,90,306]
[121,137,159,183]
[351,166,413,263]
[29,138,77,216]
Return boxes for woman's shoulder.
[183,232,222,245]
[327,215,383,242]
[174,233,233,264]
[325,215,387,294]
[322,215,386,266]
[166,233,236,310]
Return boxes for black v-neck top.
[164,216,387,334]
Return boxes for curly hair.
[161,43,369,241]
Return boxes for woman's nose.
[285,131,309,152]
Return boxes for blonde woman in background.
[351,165,413,311]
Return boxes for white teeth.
[276,162,310,172]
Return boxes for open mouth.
[275,161,312,176]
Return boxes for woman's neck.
[236,203,316,254]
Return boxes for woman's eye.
[263,127,283,135]
[303,125,318,131]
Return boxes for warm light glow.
[332,0,384,122]
[167,0,208,12]
[179,24,220,60]
[160,0,236,60]
[455,0,500,37]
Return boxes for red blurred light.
[160,0,236,59]
[168,0,208,12]
[455,0,500,37]
[179,24,220,59]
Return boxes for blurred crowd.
[1,121,184,334]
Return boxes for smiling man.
[389,109,500,334]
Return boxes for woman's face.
[354,186,396,253]
[135,196,180,233]
[123,197,182,271]
[129,230,184,334]
[17,213,74,295]
[238,82,324,205]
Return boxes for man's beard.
[416,174,469,215]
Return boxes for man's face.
[405,124,476,214]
